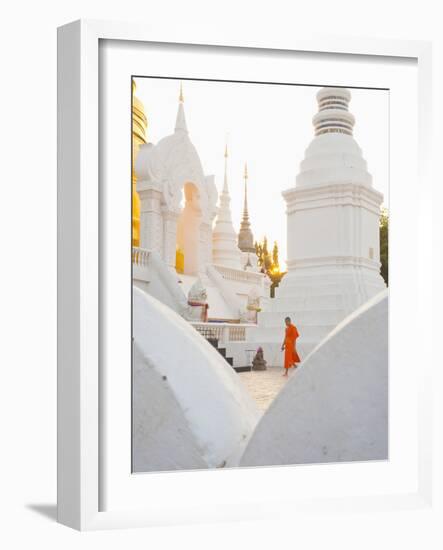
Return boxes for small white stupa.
[212,145,243,269]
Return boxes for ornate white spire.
[175,82,188,133]
[296,87,372,189]
[313,87,354,136]
[212,144,242,269]
[223,143,229,193]
[238,162,255,253]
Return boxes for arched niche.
[176,182,203,275]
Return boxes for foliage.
[255,237,286,297]
[380,208,389,285]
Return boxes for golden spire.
[131,79,148,247]
[179,82,184,103]
[224,143,228,158]
[238,161,255,253]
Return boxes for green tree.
[380,208,389,285]
[255,241,262,267]
[255,237,286,297]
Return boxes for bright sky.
[134,77,389,267]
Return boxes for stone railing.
[132,247,150,267]
[190,322,255,344]
[213,264,266,285]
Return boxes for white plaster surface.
[240,290,388,467]
[212,147,242,269]
[132,287,260,472]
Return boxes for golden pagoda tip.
[179,82,184,103]
[244,162,248,179]
[224,143,228,158]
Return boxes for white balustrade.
[213,264,265,285]
[132,247,151,267]
[190,322,254,343]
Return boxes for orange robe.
[284,324,301,369]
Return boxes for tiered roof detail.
[238,163,255,253]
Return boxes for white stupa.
[226,87,386,366]
[212,145,243,269]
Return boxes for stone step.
[234,365,252,373]
[202,336,235,369]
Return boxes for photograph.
[131,77,389,473]
[2,1,437,543]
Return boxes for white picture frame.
[57,19,433,531]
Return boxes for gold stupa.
[132,80,148,247]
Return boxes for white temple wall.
[287,206,340,260]
[287,190,383,266]
[211,266,270,310]
[360,206,381,262]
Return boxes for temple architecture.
[131,83,388,472]
[237,163,257,270]
[212,145,242,269]
[132,84,270,325]
[225,87,386,367]
[132,83,385,368]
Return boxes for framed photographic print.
[57,19,433,530]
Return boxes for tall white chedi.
[212,146,242,268]
[255,87,386,357]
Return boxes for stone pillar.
[137,181,163,253]
[162,208,179,270]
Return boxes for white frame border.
[57,19,433,531]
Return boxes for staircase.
[207,338,251,373]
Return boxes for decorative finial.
[179,82,184,103]
[244,162,248,180]
[314,87,353,137]
[224,143,228,158]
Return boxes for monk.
[281,316,301,376]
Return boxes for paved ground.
[238,367,295,412]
